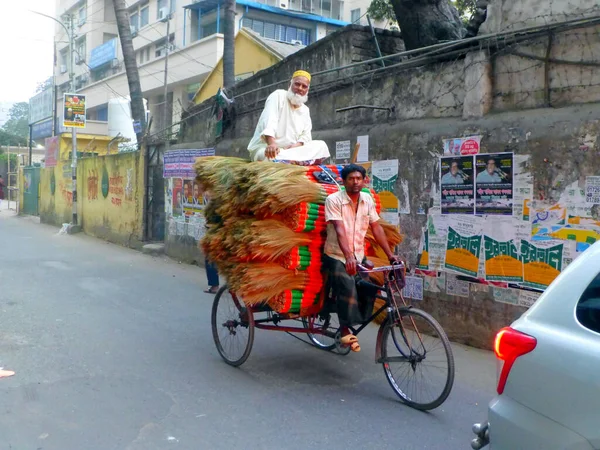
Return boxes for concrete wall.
[40,150,145,248]
[79,152,145,248]
[40,161,78,227]
[481,0,600,33]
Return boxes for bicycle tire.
[211,285,255,367]
[379,308,455,411]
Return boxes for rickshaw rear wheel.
[211,285,255,367]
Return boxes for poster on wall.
[44,136,59,168]
[482,217,527,282]
[335,141,351,160]
[585,176,600,204]
[425,211,450,271]
[474,152,514,215]
[372,159,399,224]
[520,239,564,290]
[440,155,475,214]
[443,136,481,156]
[163,148,216,178]
[63,93,86,128]
[172,179,184,217]
[356,135,369,162]
[444,215,483,277]
[182,179,205,214]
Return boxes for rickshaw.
[211,261,455,411]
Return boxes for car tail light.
[494,327,537,395]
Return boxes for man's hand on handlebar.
[389,255,410,271]
[345,256,358,276]
[265,144,280,159]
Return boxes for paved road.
[0,211,496,450]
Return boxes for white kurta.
[247,90,330,162]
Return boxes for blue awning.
[184,0,348,26]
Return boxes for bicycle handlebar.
[357,263,405,273]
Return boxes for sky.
[0,1,56,103]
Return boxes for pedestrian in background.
[0,175,5,209]
[201,187,220,294]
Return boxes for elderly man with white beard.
[247,70,330,165]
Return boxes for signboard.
[63,94,87,128]
[45,136,59,168]
[31,118,53,140]
[163,148,216,178]
[29,88,53,124]
[89,38,117,69]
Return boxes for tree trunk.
[223,0,236,91]
[390,0,466,50]
[113,0,146,144]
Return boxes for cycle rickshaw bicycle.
[211,259,455,411]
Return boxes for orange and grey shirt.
[324,190,380,264]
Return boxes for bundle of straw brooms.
[195,157,402,316]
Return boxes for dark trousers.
[206,259,220,287]
[322,254,377,328]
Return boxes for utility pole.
[113,0,147,145]
[223,0,236,90]
[162,13,171,142]
[68,13,79,228]
[29,9,79,228]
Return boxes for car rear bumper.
[472,396,593,450]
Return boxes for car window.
[576,272,600,334]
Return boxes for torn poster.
[443,136,481,156]
[585,176,600,204]
[356,135,369,162]
[424,210,450,271]
[446,274,470,297]
[403,276,424,300]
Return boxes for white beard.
[287,88,308,106]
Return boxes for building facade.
[52,0,378,140]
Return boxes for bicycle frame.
[244,263,409,339]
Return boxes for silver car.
[471,241,600,450]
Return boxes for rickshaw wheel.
[211,285,255,367]
[301,313,337,351]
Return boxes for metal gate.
[22,166,40,216]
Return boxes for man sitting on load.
[247,70,330,165]
[324,164,402,353]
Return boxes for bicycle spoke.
[380,309,455,410]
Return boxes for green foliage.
[367,0,477,26]
[367,0,396,22]
[0,151,19,166]
[0,129,27,147]
[1,102,29,140]
[453,0,477,18]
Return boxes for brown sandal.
[340,334,361,352]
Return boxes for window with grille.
[242,18,311,45]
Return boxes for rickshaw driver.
[323,164,403,352]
